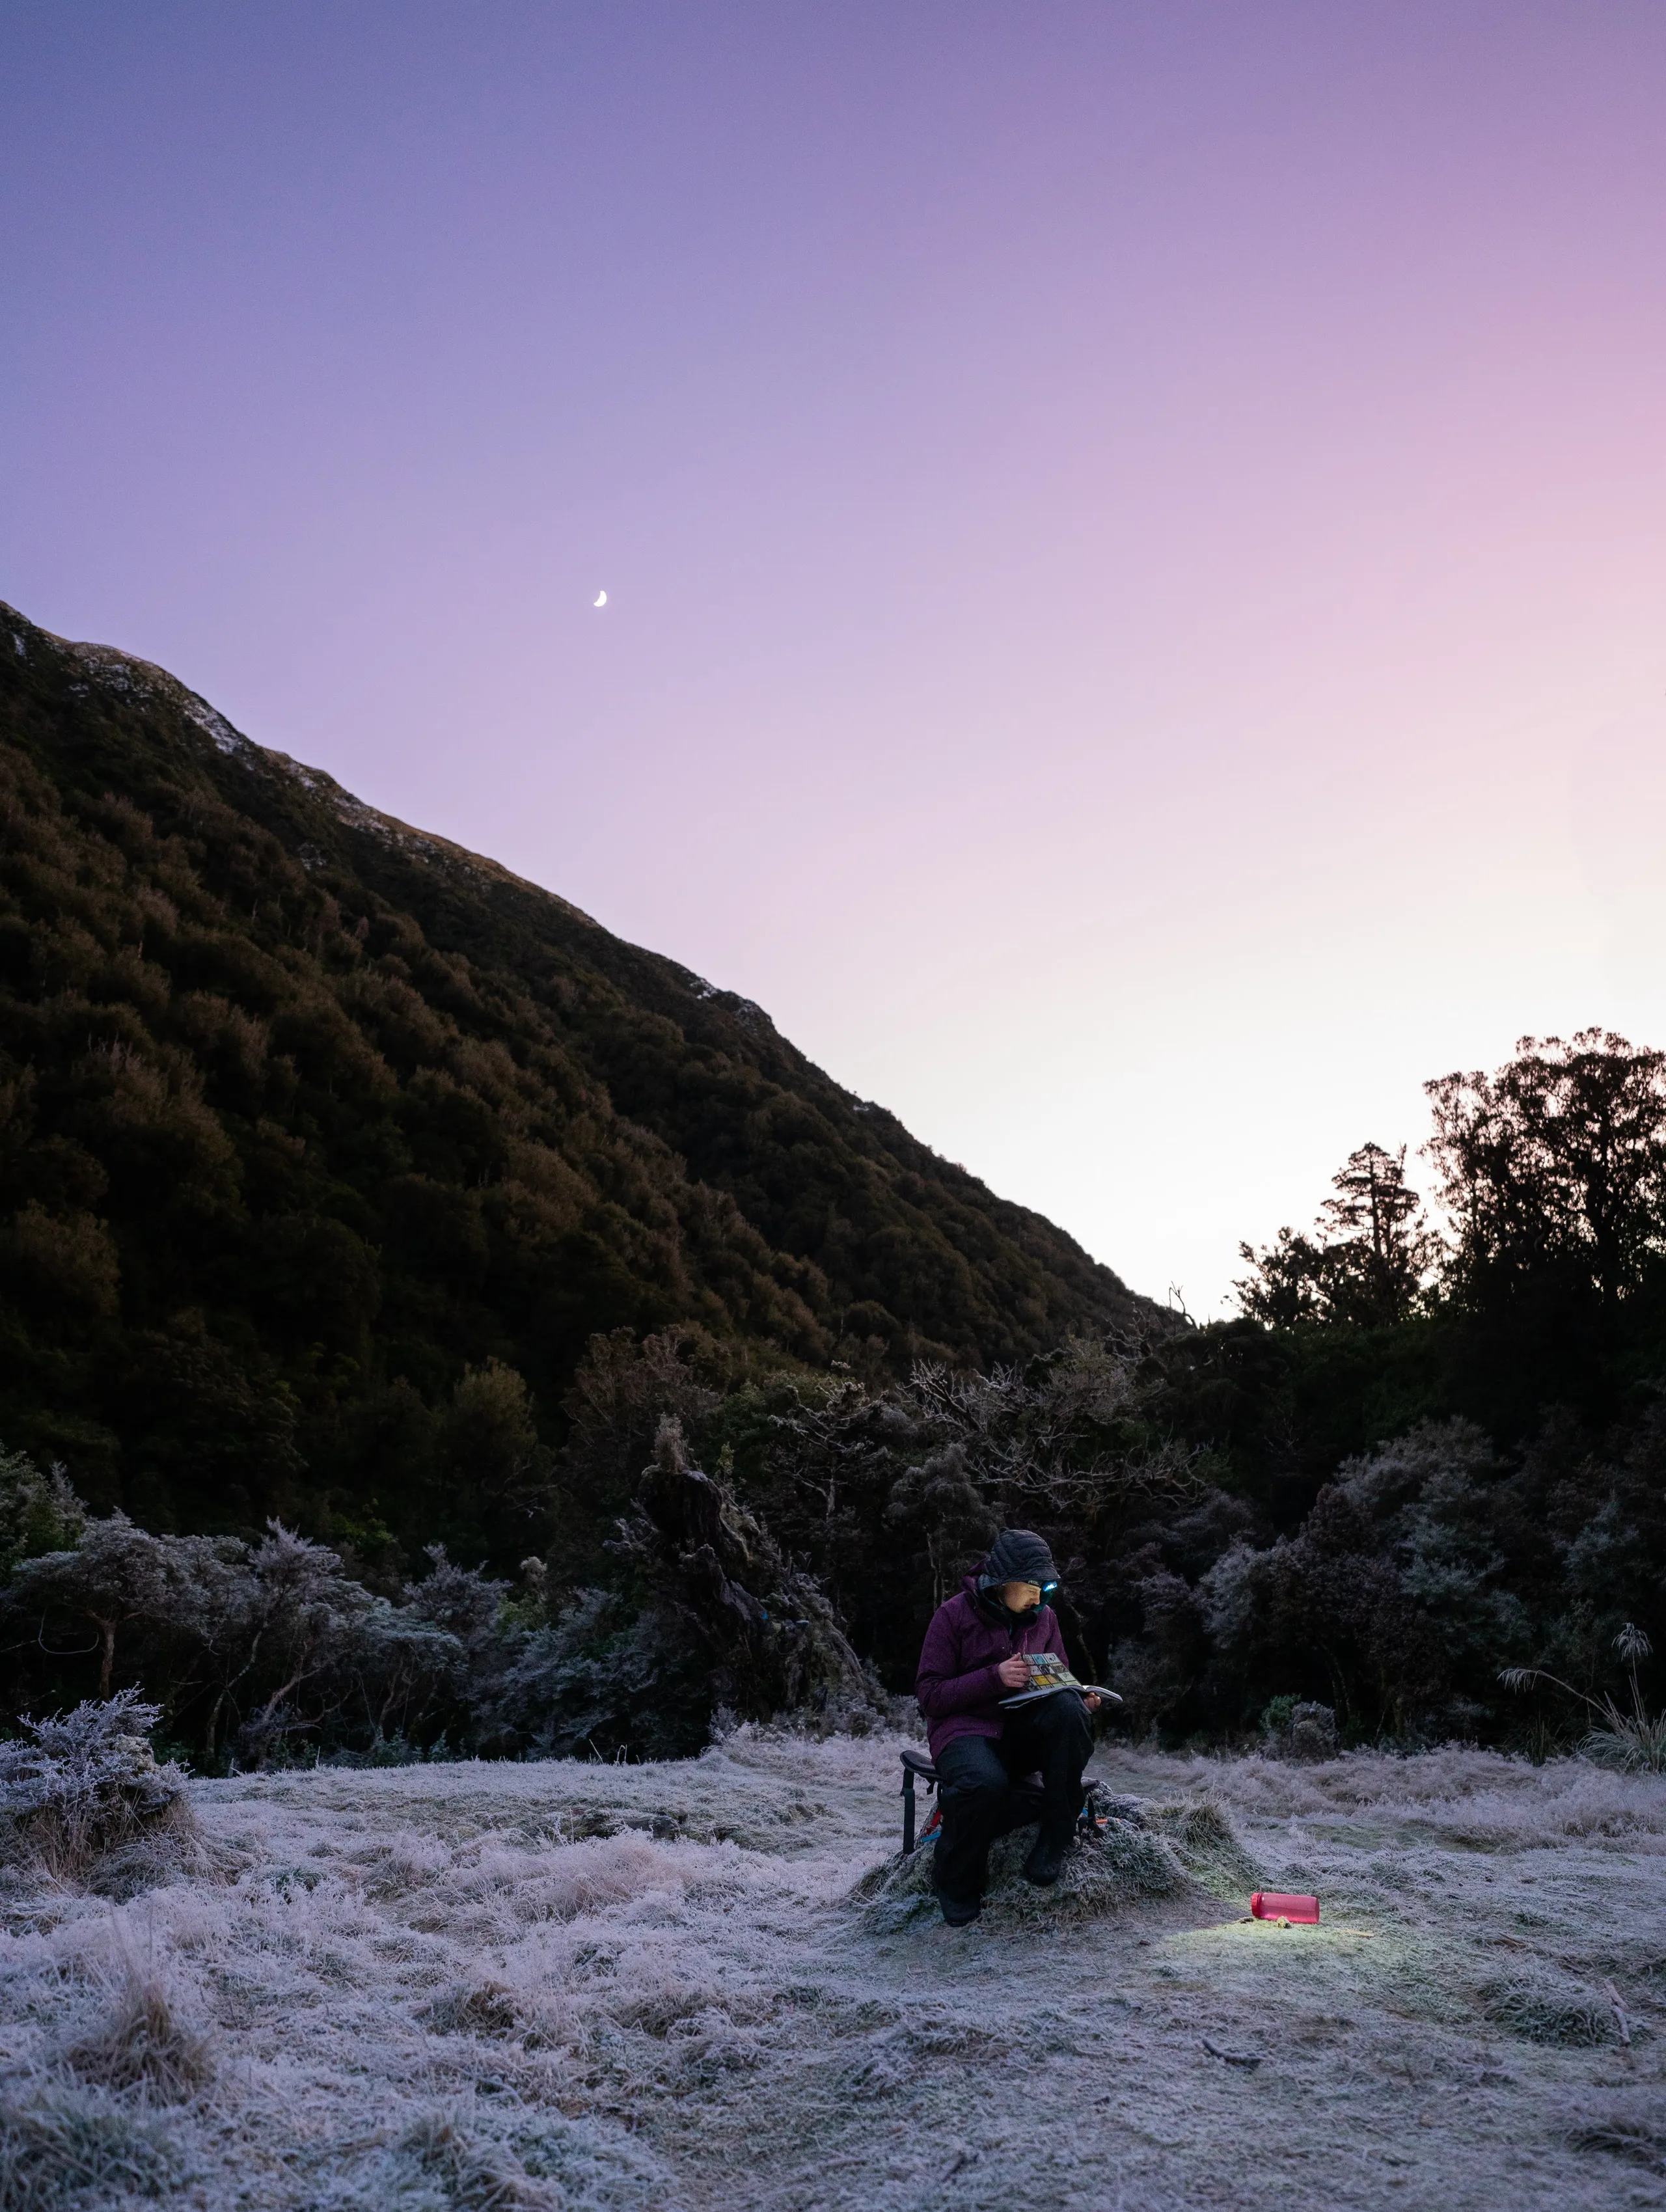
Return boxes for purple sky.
[7,1,1666,1312]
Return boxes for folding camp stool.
[901,1746,1108,1857]
[899,1747,939,1855]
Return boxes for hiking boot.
[935,1885,982,1926]
[1022,1832,1070,1887]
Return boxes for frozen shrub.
[1,1513,471,1768]
[2,1512,241,1706]
[0,1689,191,1877]
[1201,1421,1529,1739]
[618,1417,878,1738]
[490,1589,698,1760]
[1261,1697,1340,1762]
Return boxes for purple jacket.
[914,1574,1069,1761]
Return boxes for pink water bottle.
[1251,1891,1319,1924]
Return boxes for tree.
[1425,1031,1666,1307]
[439,1359,553,1544]
[557,1328,721,1540]
[1235,1143,1437,1328]
[1316,1143,1440,1326]
[884,1442,998,1610]
[905,1337,1201,1522]
[1231,1226,1331,1329]
[614,1417,876,1737]
[0,1443,86,1579]
[5,1514,238,1700]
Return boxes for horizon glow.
[5,1,1666,1315]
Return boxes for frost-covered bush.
[599,1418,881,1756]
[1261,1697,1340,1761]
[0,1507,475,1769]
[0,1689,190,1874]
[1199,1421,1535,1738]
[489,1587,692,1760]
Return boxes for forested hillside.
[0,603,1156,1564]
[12,603,1666,1771]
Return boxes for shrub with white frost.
[0,1687,189,1873]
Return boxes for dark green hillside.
[0,602,1156,1561]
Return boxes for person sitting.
[914,1528,1101,1926]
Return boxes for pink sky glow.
[6,1,1666,1312]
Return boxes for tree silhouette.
[1426,1031,1666,1307]
[1235,1143,1436,1328]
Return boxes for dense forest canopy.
[0,601,1156,1568]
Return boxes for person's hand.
[1083,1692,1102,1713]
[996,1654,1030,1689]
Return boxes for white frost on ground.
[4,1731,1666,2209]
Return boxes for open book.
[999,1651,1123,1708]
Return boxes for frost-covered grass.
[4,1731,1666,2208]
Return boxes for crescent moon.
[593,590,607,608]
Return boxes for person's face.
[1000,1580,1043,1613]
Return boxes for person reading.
[914,1529,1102,1925]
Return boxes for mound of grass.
[1565,2099,1666,2172]
[366,2107,666,2211]
[420,1980,521,2038]
[1145,1796,1260,1899]
[1479,1974,1620,2047]
[65,1967,214,2100]
[854,1793,1238,1930]
[0,2082,189,2208]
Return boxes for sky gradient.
[6,1,1666,1313]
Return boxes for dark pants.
[932,1694,1095,1905]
